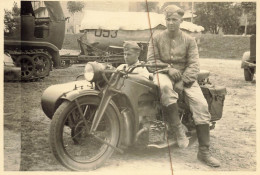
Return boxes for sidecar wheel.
[50,96,120,171]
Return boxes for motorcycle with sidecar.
[41,61,226,171]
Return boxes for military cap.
[123,41,141,52]
[163,5,184,19]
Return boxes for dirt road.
[3,58,256,174]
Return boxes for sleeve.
[182,37,200,84]
[147,35,165,72]
[116,64,126,71]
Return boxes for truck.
[4,1,66,81]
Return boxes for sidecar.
[41,80,94,119]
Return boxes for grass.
[62,33,82,50]
[62,33,251,60]
[198,34,250,59]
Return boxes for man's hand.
[168,67,182,82]
[174,80,184,94]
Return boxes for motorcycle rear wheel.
[50,96,120,171]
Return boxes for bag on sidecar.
[201,84,227,121]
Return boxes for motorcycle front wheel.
[50,96,120,171]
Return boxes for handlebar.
[144,63,169,68]
[101,62,169,75]
[101,69,126,86]
[127,62,168,73]
[100,62,169,84]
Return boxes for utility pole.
[244,13,248,35]
[191,2,194,23]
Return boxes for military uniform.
[147,30,211,125]
[117,60,150,80]
[146,4,221,167]
[117,41,150,80]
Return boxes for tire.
[15,55,35,81]
[244,68,254,81]
[32,53,51,78]
[50,96,120,171]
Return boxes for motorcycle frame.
[87,71,158,147]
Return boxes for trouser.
[153,73,211,125]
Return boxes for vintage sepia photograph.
[1,0,257,174]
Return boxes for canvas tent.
[80,10,204,32]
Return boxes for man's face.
[165,16,182,32]
[124,49,139,65]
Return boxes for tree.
[241,2,256,35]
[4,2,20,35]
[140,2,159,12]
[194,2,242,34]
[12,1,20,16]
[67,1,85,33]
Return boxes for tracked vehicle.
[4,1,65,81]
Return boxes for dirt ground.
[3,58,256,174]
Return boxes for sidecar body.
[41,80,94,119]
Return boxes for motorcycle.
[41,61,226,171]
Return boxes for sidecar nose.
[41,80,90,119]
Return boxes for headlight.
[84,62,106,82]
[84,63,94,81]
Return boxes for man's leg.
[153,73,189,148]
[184,81,220,167]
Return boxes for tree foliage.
[140,2,159,12]
[4,2,20,35]
[67,1,85,14]
[241,2,256,13]
[241,2,256,27]
[67,1,85,33]
[194,2,242,34]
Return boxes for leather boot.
[165,103,189,148]
[196,124,220,167]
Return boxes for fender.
[41,80,92,119]
[4,40,61,67]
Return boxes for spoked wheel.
[32,53,51,78]
[15,55,35,81]
[50,96,120,171]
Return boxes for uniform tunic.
[147,30,211,125]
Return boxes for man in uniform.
[147,5,220,167]
[117,41,150,79]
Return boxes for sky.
[2,0,20,11]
